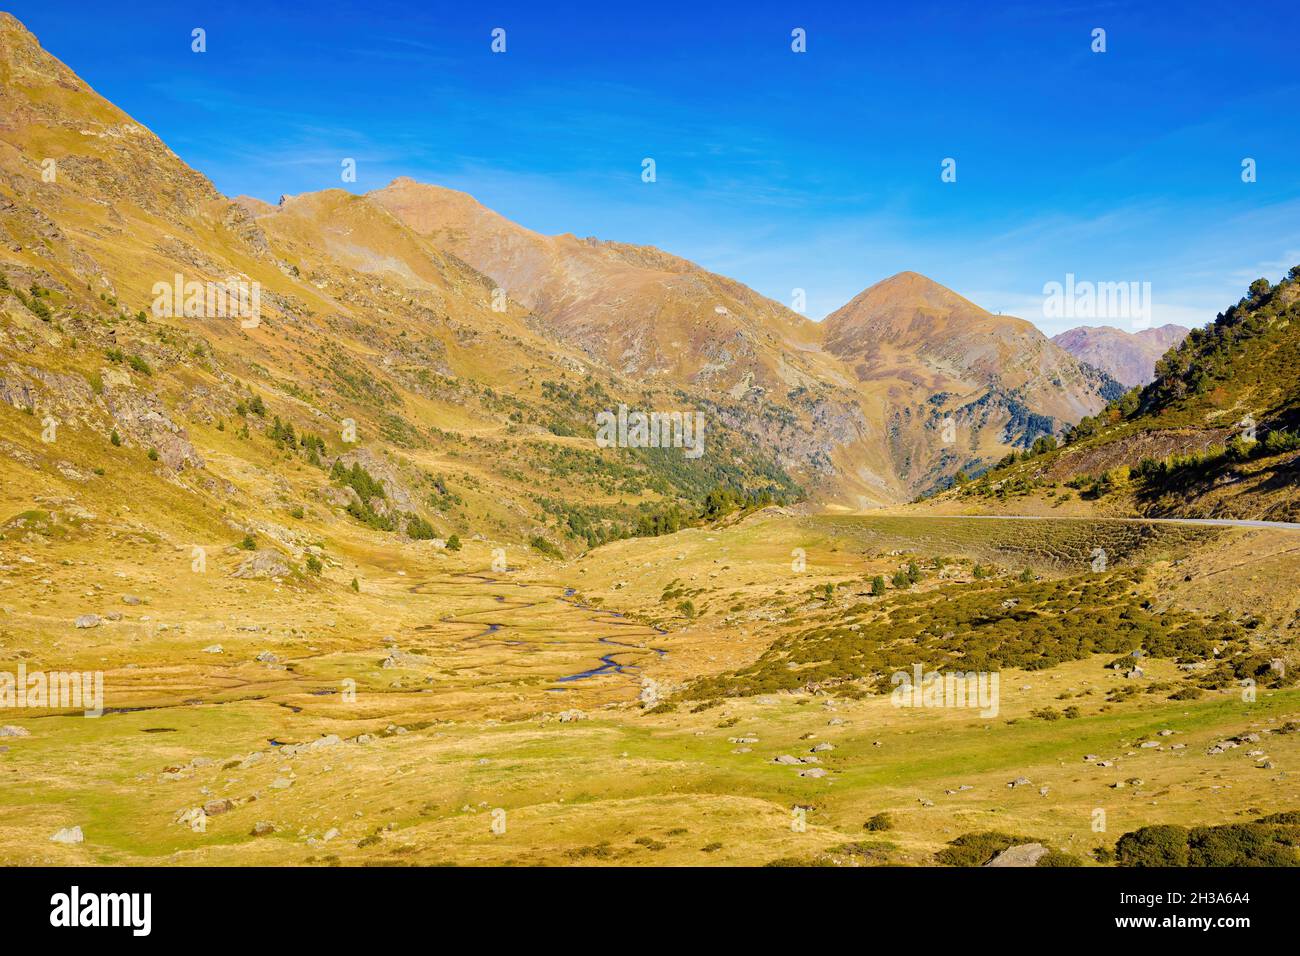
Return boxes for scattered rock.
[381,648,430,669]
[1007,776,1032,788]
[174,807,206,828]
[74,614,100,629]
[232,550,291,580]
[0,726,29,737]
[50,826,83,844]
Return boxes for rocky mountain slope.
[1052,324,1189,388]
[371,186,1119,499]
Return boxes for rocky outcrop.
[100,378,203,470]
[231,549,291,579]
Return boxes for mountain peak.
[0,10,218,216]
[1,9,73,84]
[850,271,990,317]
[823,271,998,343]
[820,270,1112,430]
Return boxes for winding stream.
[405,572,669,685]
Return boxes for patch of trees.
[1132,428,1300,493]
[332,460,396,532]
[529,535,563,559]
[269,416,327,464]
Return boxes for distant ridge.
[1052,324,1190,388]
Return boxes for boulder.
[984,843,1048,867]
[232,550,290,580]
[50,826,84,844]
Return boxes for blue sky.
[9,0,1300,331]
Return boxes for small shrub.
[863,812,894,832]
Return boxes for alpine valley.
[1,11,1297,868]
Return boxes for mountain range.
[2,9,1122,551]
